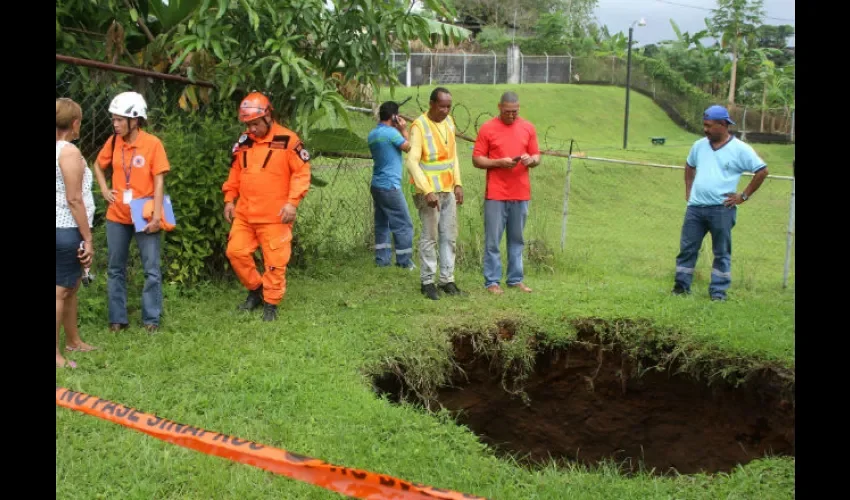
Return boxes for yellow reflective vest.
[406,114,462,194]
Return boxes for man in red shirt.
[472,92,541,294]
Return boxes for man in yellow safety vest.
[406,87,465,300]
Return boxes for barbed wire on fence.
[57,56,793,288]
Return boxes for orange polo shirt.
[96,130,171,225]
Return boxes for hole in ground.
[373,322,795,476]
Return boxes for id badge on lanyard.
[122,147,137,205]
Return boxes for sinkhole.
[373,320,795,476]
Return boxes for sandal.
[56,359,78,369]
[66,344,99,352]
[508,282,533,293]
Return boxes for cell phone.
[512,156,521,162]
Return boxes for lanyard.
[121,146,137,186]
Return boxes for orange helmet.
[239,92,273,123]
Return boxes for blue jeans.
[483,200,529,287]
[106,220,163,326]
[674,205,737,299]
[371,186,414,268]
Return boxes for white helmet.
[109,91,148,119]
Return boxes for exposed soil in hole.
[374,323,795,476]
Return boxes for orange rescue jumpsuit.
[222,122,311,305]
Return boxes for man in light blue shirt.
[367,101,414,269]
[672,105,769,301]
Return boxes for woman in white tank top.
[56,141,95,227]
[56,97,98,369]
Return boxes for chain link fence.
[56,58,378,276]
[558,153,795,290]
[57,55,794,289]
[391,51,795,138]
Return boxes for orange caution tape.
[56,387,489,500]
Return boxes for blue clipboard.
[130,195,177,232]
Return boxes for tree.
[738,48,794,131]
[640,43,660,58]
[56,0,469,136]
[755,24,795,67]
[454,0,598,37]
[657,19,726,97]
[710,0,765,106]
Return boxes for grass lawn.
[57,83,795,499]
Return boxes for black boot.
[439,282,465,296]
[421,283,439,300]
[238,286,264,311]
[262,302,278,321]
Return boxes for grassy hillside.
[57,83,795,499]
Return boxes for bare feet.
[486,285,504,295]
[65,342,98,352]
[508,282,533,293]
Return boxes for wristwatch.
[741,192,749,201]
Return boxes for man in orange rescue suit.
[222,92,311,321]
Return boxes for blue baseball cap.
[703,105,735,125]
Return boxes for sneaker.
[671,284,689,296]
[439,282,464,296]
[710,295,727,302]
[421,283,440,300]
[144,324,159,334]
[238,286,264,311]
[109,323,128,333]
[262,302,278,321]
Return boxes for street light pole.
[623,18,645,150]
[623,26,634,150]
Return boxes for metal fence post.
[492,51,497,84]
[783,177,796,289]
[406,53,411,87]
[561,154,574,251]
[520,52,524,84]
[545,52,549,83]
[461,50,466,84]
[568,56,572,83]
[429,50,433,85]
[791,111,795,142]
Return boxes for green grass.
[57,83,795,499]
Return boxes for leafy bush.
[151,105,242,284]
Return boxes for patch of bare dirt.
[374,324,795,475]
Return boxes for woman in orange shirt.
[93,92,171,333]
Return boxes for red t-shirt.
[473,117,540,201]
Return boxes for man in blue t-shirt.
[672,105,770,301]
[367,101,414,269]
